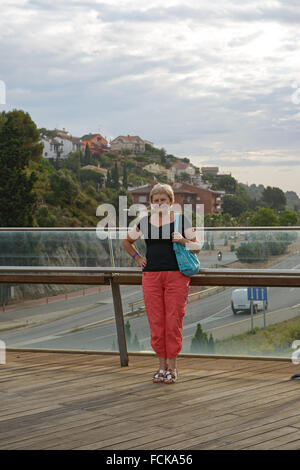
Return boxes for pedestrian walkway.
[1,351,300,450]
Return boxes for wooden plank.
[197,417,300,450]
[210,426,298,450]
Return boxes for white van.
[231,288,267,314]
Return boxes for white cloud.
[0,0,300,194]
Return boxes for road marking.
[292,303,300,309]
[183,307,232,330]
[201,312,233,325]
[10,335,59,347]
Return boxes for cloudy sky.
[1,0,300,194]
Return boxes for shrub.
[236,242,269,263]
[191,323,214,353]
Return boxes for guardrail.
[1,266,300,366]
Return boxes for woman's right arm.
[122,225,147,268]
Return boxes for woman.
[122,183,201,384]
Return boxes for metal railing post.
[110,276,128,367]
[108,232,128,367]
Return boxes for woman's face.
[151,192,171,213]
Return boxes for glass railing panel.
[2,281,299,363]
[110,227,300,269]
[0,282,120,352]
[1,228,298,270]
[0,228,300,363]
[0,230,111,267]
[201,229,300,269]
[182,285,300,362]
[121,284,300,360]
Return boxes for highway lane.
[3,284,300,353]
[0,285,143,345]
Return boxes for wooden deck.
[1,351,300,450]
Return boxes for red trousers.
[142,271,191,359]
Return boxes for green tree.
[49,170,80,205]
[222,195,248,217]
[131,333,141,352]
[261,186,286,211]
[178,171,190,183]
[122,161,128,189]
[111,162,120,190]
[83,143,93,166]
[237,210,256,226]
[106,169,112,188]
[125,320,132,345]
[124,320,140,351]
[208,334,215,353]
[0,110,43,226]
[79,168,104,189]
[278,210,299,226]
[38,128,57,139]
[35,206,57,227]
[236,241,269,263]
[249,208,279,227]
[61,151,82,177]
[204,213,234,227]
[212,175,237,194]
[191,323,210,353]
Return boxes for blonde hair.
[149,183,175,205]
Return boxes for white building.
[143,163,174,182]
[41,129,82,160]
[171,162,196,181]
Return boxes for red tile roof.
[112,136,144,142]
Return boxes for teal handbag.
[173,212,201,276]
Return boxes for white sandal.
[153,369,166,383]
[164,368,178,384]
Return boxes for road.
[1,252,300,353]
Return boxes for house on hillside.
[190,173,204,187]
[143,163,174,182]
[201,166,219,177]
[179,182,224,215]
[110,135,146,154]
[81,165,108,186]
[81,133,108,155]
[171,162,196,180]
[41,129,82,160]
[129,182,196,210]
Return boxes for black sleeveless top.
[136,213,192,272]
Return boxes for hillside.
[28,140,185,227]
